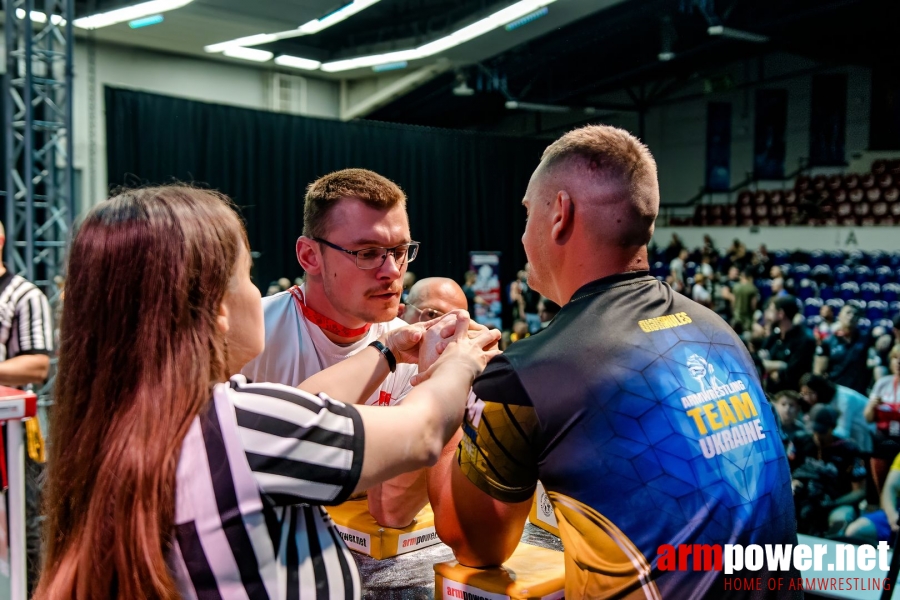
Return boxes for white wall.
[652,226,900,253]
[74,41,340,212]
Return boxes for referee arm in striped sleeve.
[0,283,52,386]
[233,314,501,504]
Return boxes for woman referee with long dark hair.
[34,186,498,599]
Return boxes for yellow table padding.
[434,543,565,600]
[325,498,440,559]
[527,481,559,538]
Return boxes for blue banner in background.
[706,102,732,192]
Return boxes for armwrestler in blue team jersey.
[425,125,800,599]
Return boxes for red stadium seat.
[833,189,847,203]
[813,175,827,191]
[795,175,811,191]
[872,201,889,217]
[891,202,900,217]
[878,173,894,189]
[854,202,871,217]
[758,217,771,225]
[727,205,738,219]
[754,191,769,205]
[739,218,754,226]
[849,188,865,203]
[866,187,883,202]
[840,216,858,226]
[844,173,859,189]
[737,190,752,205]
[710,205,723,217]
[740,205,753,218]
[755,205,769,218]
[890,160,900,176]
[823,217,839,226]
[784,190,798,205]
[773,217,787,225]
[771,205,784,217]
[862,173,876,189]
[873,159,888,175]
[828,175,843,190]
[885,187,899,203]
[770,190,783,204]
[837,203,853,217]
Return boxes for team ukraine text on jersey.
[458,272,799,600]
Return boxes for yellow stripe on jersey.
[548,491,662,600]
[457,401,539,503]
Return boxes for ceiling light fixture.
[129,14,164,28]
[505,100,570,113]
[373,61,408,72]
[205,0,383,54]
[658,51,675,61]
[504,7,548,31]
[15,9,66,25]
[223,47,274,62]
[707,25,769,44]
[274,55,322,70]
[321,0,558,72]
[74,0,193,30]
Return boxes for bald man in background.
[400,277,468,324]
[425,125,799,599]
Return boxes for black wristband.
[368,340,397,373]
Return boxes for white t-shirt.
[692,283,711,305]
[241,286,417,406]
[670,258,685,283]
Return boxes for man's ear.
[550,190,574,242]
[216,299,230,334]
[297,236,322,275]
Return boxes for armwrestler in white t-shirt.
[243,168,437,528]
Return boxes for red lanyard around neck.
[289,286,372,338]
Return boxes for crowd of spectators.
[650,233,900,542]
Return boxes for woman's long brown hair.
[35,186,248,599]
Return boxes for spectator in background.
[816,305,872,394]
[774,390,809,469]
[691,273,712,308]
[815,304,839,342]
[509,319,530,343]
[792,404,866,536]
[771,277,787,298]
[799,373,872,454]
[730,269,759,333]
[537,297,560,329]
[277,277,291,291]
[670,248,688,292]
[698,253,714,279]
[845,452,900,544]
[866,345,900,491]
[266,281,281,296]
[509,265,540,333]
[760,295,817,394]
[399,277,467,324]
[462,270,482,316]
[756,244,771,275]
[701,234,716,257]
[665,233,684,262]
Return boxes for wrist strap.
[368,340,397,373]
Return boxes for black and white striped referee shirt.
[170,375,365,599]
[0,270,53,361]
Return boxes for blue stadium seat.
[819,285,836,301]
[839,282,860,301]
[757,279,772,301]
[685,261,697,278]
[804,297,823,317]
[876,266,895,285]
[797,279,818,300]
[773,250,791,265]
[861,282,882,302]
[806,315,823,327]
[834,265,852,283]
[891,301,900,316]
[867,300,889,321]
[875,319,895,331]
[848,250,865,265]
[853,266,874,284]
[890,253,900,269]
[858,317,872,333]
[826,298,846,311]
[847,299,867,310]
[870,251,890,267]
[652,261,667,277]
[792,264,810,279]
[883,284,900,303]
[827,250,846,267]
[808,250,826,267]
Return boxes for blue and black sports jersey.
[458,271,799,599]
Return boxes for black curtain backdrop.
[809,74,847,166]
[105,86,547,298]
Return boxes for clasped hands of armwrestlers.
[380,311,501,386]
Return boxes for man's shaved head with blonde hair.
[536,125,660,247]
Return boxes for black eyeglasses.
[314,238,420,270]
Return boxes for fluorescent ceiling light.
[223,47,273,62]
[15,9,66,25]
[275,55,322,70]
[74,0,193,30]
[321,0,557,72]
[373,61,408,72]
[205,0,383,54]
[504,7,548,31]
[298,0,381,35]
[505,100,570,113]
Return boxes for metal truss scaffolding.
[4,0,75,406]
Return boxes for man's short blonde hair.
[540,125,659,247]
